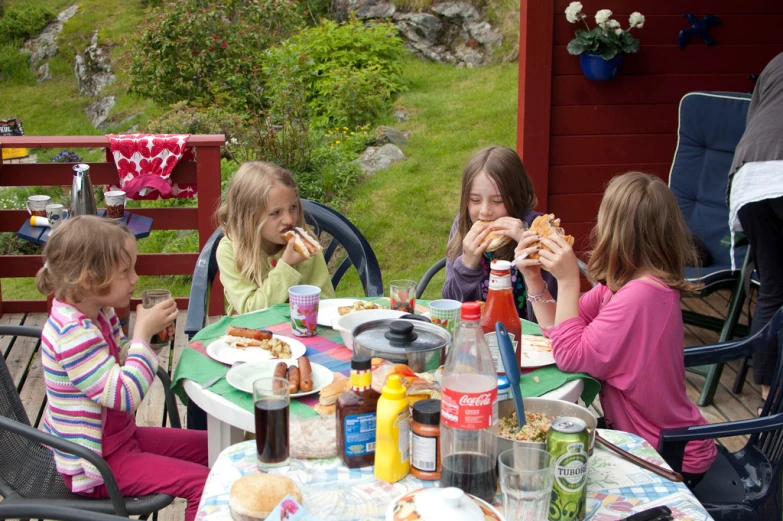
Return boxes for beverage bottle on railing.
[480,259,522,375]
[440,302,498,503]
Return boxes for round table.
[184,378,584,466]
[195,429,713,521]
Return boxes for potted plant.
[565,2,644,81]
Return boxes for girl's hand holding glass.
[134,298,178,344]
[536,234,580,283]
[461,221,494,269]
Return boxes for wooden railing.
[0,135,226,316]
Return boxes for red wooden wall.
[518,0,783,259]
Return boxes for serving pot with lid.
[352,315,450,373]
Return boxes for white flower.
[595,9,613,27]
[629,12,645,29]
[230,137,238,145]
[606,19,621,29]
[615,28,623,35]
[565,2,584,23]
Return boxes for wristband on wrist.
[527,281,556,304]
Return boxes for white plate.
[226,359,335,397]
[519,334,556,368]
[318,298,385,327]
[205,334,306,365]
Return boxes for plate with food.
[519,334,555,368]
[206,326,306,365]
[317,298,383,327]
[226,357,334,398]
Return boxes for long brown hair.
[215,161,306,287]
[587,172,698,293]
[35,216,135,303]
[446,146,538,261]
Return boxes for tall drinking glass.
[498,447,555,521]
[390,279,417,313]
[141,289,171,352]
[253,376,290,469]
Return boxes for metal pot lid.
[352,318,449,354]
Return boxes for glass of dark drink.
[141,289,171,352]
[253,376,290,469]
[390,279,417,313]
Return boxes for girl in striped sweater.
[36,215,208,521]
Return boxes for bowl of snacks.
[333,309,409,350]
[495,397,597,456]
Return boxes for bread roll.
[476,220,510,252]
[282,227,322,259]
[228,474,302,521]
[318,376,349,406]
[528,214,574,260]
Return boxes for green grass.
[335,55,518,299]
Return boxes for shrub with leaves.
[0,4,55,43]
[129,0,303,113]
[263,18,407,128]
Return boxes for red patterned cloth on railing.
[106,133,197,200]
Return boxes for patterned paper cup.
[289,285,321,337]
[428,299,462,340]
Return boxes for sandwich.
[476,220,510,252]
[228,474,302,521]
[282,227,322,259]
[314,373,349,415]
[528,213,574,259]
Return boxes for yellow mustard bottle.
[373,374,410,483]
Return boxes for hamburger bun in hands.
[229,474,302,521]
[281,227,322,259]
[528,214,574,260]
[475,220,511,252]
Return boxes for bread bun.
[528,214,574,260]
[228,474,302,521]
[476,220,510,252]
[282,227,322,259]
[318,375,349,406]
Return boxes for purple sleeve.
[442,216,486,302]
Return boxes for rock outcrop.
[22,5,79,81]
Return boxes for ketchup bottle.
[480,259,522,375]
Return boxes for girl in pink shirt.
[513,172,717,488]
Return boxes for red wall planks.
[550,134,678,165]
[549,163,672,194]
[551,105,677,136]
[553,0,783,15]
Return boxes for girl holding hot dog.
[443,146,557,322]
[215,162,335,315]
[514,172,717,489]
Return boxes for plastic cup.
[253,376,290,469]
[429,299,462,339]
[288,285,320,337]
[390,279,417,313]
[498,447,555,521]
[104,190,126,220]
[26,195,51,217]
[141,289,171,351]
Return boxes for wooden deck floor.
[0,289,760,519]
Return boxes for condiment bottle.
[374,374,410,483]
[410,399,441,481]
[337,354,380,468]
[480,259,522,375]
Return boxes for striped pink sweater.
[41,299,158,493]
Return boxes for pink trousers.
[74,427,209,521]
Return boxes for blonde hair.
[587,172,698,293]
[36,216,135,303]
[215,161,306,286]
[446,146,538,261]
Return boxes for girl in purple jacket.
[443,145,556,322]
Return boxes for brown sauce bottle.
[337,354,381,468]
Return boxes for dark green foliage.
[0,4,55,43]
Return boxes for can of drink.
[497,376,511,402]
[546,416,589,521]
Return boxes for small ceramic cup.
[45,204,70,229]
[26,195,51,217]
[104,190,126,220]
[288,285,321,337]
[428,299,462,339]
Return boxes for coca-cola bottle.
[440,302,498,503]
[481,259,522,375]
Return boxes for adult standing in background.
[728,51,783,411]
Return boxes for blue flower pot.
[579,53,625,81]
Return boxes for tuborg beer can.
[546,416,589,521]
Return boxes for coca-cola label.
[441,386,498,429]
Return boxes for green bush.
[263,18,407,128]
[146,102,247,145]
[0,4,55,43]
[0,43,34,84]
[129,0,303,113]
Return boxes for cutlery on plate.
[201,361,245,390]
[595,433,683,483]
